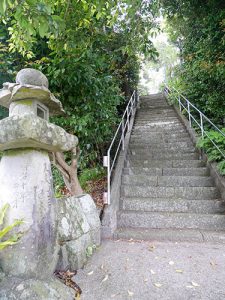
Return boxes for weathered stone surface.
[0,115,78,152]
[0,149,59,279]
[56,194,101,270]
[0,84,65,116]
[11,85,65,116]
[0,277,74,300]
[59,236,93,270]
[16,68,49,88]
[8,99,50,121]
[0,88,12,107]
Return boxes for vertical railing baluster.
[122,119,125,151]
[107,152,110,205]
[200,112,204,138]
[187,101,192,127]
[178,95,181,112]
[127,108,130,130]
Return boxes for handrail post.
[200,113,204,138]
[122,119,125,151]
[103,154,110,205]
[187,101,192,127]
[127,108,130,130]
[135,90,138,107]
[178,95,181,112]
[131,96,133,116]
[107,154,110,205]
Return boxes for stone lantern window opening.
[36,101,49,121]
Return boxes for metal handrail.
[164,85,225,160]
[103,90,139,205]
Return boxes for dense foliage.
[161,0,225,174]
[161,0,225,123]
[197,130,225,175]
[0,1,159,170]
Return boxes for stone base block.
[56,194,101,270]
[0,276,74,300]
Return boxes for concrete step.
[131,131,190,138]
[131,131,191,138]
[128,147,196,153]
[124,160,206,169]
[129,140,193,146]
[136,111,176,115]
[136,115,178,120]
[140,102,169,106]
[134,118,182,123]
[128,148,196,155]
[127,152,199,160]
[163,167,209,176]
[133,121,184,126]
[121,186,219,199]
[133,124,186,130]
[122,175,214,187]
[117,211,225,231]
[114,228,225,243]
[123,167,209,176]
[121,197,225,214]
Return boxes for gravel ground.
[75,239,225,300]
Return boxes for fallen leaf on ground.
[169,261,175,265]
[87,271,93,276]
[191,281,200,287]
[128,290,134,296]
[175,269,183,273]
[210,261,217,267]
[101,275,109,283]
[150,269,156,275]
[148,245,156,252]
[75,293,81,300]
[154,283,162,288]
[111,294,120,298]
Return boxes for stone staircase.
[115,93,225,242]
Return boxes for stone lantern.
[0,68,78,279]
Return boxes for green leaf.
[0,234,23,250]
[0,0,7,14]
[0,219,24,239]
[0,203,9,225]
[39,21,49,38]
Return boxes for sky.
[139,22,179,95]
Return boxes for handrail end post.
[103,155,108,167]
[103,192,110,205]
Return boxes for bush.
[197,129,225,175]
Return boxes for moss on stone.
[17,99,33,106]
[3,149,47,157]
